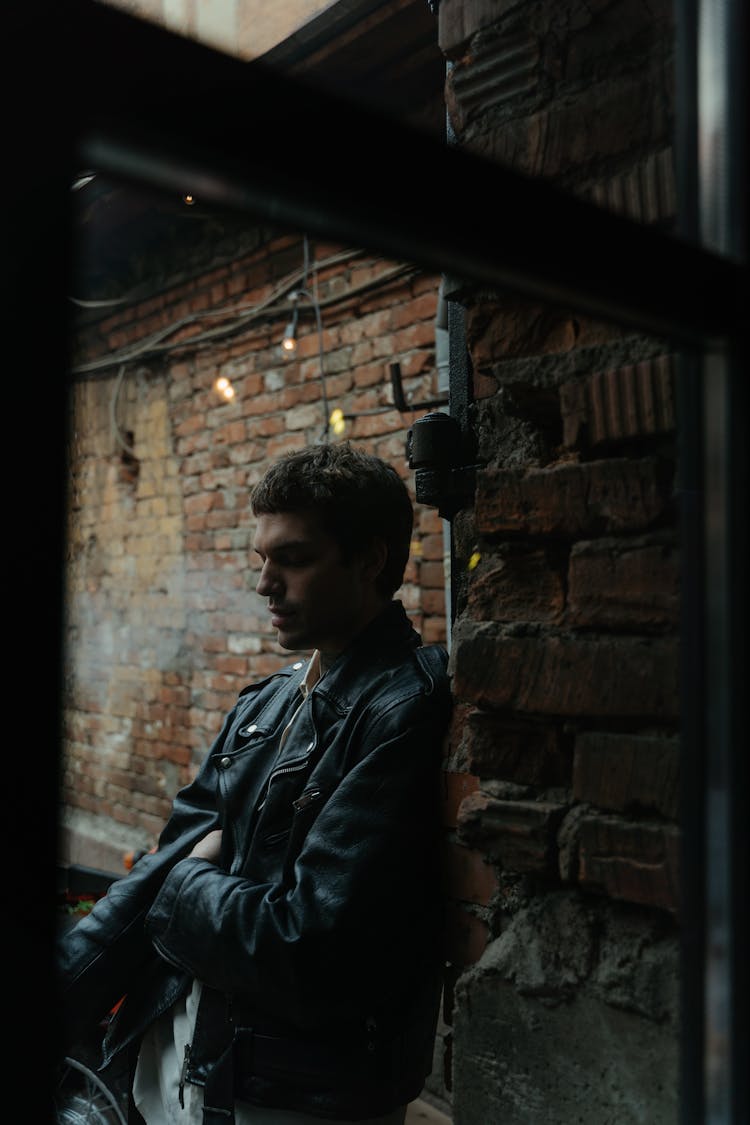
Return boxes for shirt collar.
[299,650,322,698]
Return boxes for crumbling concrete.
[452,892,678,1124]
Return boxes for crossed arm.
[188,828,223,863]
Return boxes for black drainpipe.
[676,0,747,1118]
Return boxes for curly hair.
[250,443,414,597]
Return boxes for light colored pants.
[134,982,407,1124]
[138,1061,406,1125]
[139,1073,406,1123]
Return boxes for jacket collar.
[311,600,421,711]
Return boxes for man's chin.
[275,626,310,652]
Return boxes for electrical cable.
[69,246,358,321]
[70,296,130,308]
[78,236,433,447]
[292,284,330,442]
[109,364,136,457]
[71,253,414,377]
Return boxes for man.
[58,442,452,1125]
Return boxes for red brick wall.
[61,232,447,871]
[437,0,681,1119]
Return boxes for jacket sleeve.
[142,689,450,1031]
[57,704,239,1043]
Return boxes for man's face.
[253,510,383,662]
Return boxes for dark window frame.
[12,1,744,1120]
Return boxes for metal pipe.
[677,0,747,1117]
[674,0,706,1119]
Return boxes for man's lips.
[269,606,295,628]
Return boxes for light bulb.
[214,376,235,400]
[330,408,346,436]
[281,296,300,357]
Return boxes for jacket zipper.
[292,788,322,812]
[178,1042,191,1107]
[257,754,311,812]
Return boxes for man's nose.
[256,561,281,597]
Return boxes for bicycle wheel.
[54,1056,127,1125]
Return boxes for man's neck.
[319,598,391,674]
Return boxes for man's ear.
[360,536,388,583]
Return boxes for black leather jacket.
[58,602,451,1122]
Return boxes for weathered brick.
[422,589,447,615]
[438,0,516,56]
[447,27,540,129]
[570,0,673,71]
[279,382,322,410]
[467,300,585,365]
[391,292,437,328]
[567,537,679,629]
[443,841,499,905]
[442,770,480,828]
[476,456,673,539]
[467,545,565,622]
[461,711,571,786]
[444,901,490,966]
[559,380,589,448]
[463,69,673,178]
[472,367,498,400]
[175,413,207,437]
[421,617,447,644]
[561,355,676,449]
[573,731,679,818]
[578,815,680,913]
[597,355,675,442]
[349,411,404,440]
[451,621,679,718]
[456,792,566,873]
[392,322,436,351]
[393,350,432,381]
[263,433,310,460]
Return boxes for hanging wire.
[287,284,331,442]
[302,233,310,290]
[75,233,437,446]
[70,250,414,377]
[278,235,330,441]
[109,364,136,456]
[309,245,329,441]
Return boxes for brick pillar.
[437,2,681,1121]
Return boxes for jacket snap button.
[220,756,231,769]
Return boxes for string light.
[329,408,346,436]
[281,295,300,356]
[183,193,196,206]
[279,240,332,440]
[214,375,235,401]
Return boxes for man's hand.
[188,829,223,863]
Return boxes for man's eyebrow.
[252,537,313,555]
